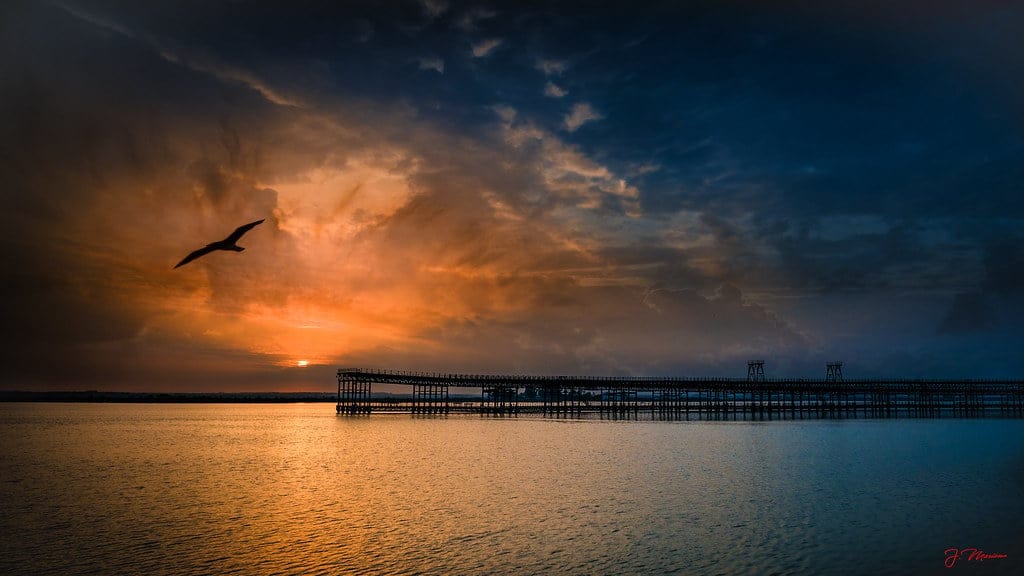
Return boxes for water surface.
[1,404,1021,574]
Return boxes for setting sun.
[296,360,309,367]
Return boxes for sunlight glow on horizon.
[7,0,1022,392]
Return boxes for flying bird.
[174,219,265,269]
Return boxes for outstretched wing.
[174,245,217,269]
[224,219,265,244]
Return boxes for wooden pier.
[336,369,1024,419]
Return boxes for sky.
[1,0,1022,391]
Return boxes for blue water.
[1,403,1021,574]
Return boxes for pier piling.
[337,369,1024,420]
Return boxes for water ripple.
[1,405,1022,574]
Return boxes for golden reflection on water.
[1,404,1022,575]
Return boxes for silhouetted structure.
[412,380,449,414]
[747,361,768,414]
[336,368,1024,420]
[337,370,371,415]
[826,362,843,383]
[483,382,519,415]
[747,360,766,382]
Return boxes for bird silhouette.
[174,219,265,269]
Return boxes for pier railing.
[336,369,1024,419]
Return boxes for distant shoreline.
[0,391,481,403]
[0,391,337,403]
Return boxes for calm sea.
[1,403,1021,575]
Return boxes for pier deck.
[337,369,1024,419]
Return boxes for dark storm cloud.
[983,241,1024,296]
[355,282,807,377]
[938,292,994,334]
[936,239,1024,335]
[0,1,305,386]
[46,0,1023,226]
[2,0,1023,388]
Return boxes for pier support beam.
[333,369,1024,420]
[748,361,767,420]
[600,386,637,418]
[653,385,685,419]
[412,381,449,415]
[542,380,585,417]
[337,370,372,415]
[482,384,519,415]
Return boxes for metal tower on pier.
[826,362,843,382]
[747,360,766,382]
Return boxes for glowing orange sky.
[3,1,1023,391]
[21,100,801,391]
